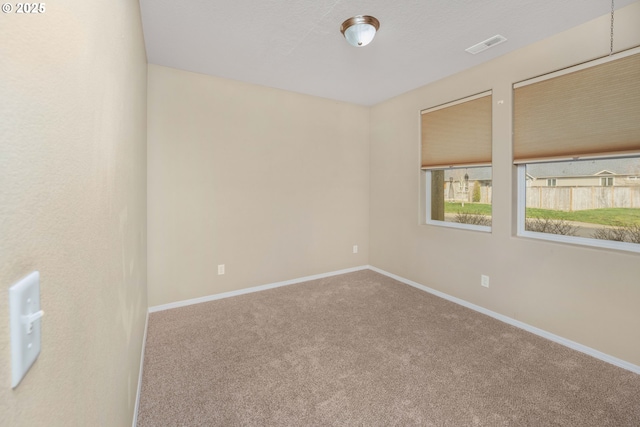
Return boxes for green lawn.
[525,207,640,226]
[444,203,640,226]
[444,202,492,215]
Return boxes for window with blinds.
[421,92,492,169]
[514,48,640,252]
[421,92,493,230]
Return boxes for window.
[426,166,492,229]
[601,177,614,187]
[519,157,640,246]
[421,92,492,231]
[514,49,640,252]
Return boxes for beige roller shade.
[421,92,492,169]
[513,51,640,164]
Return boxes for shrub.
[592,227,627,242]
[592,223,640,243]
[626,224,640,244]
[472,181,481,203]
[455,211,491,226]
[525,217,578,236]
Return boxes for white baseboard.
[368,266,640,375]
[132,310,149,427]
[148,265,370,313]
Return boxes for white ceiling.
[140,0,635,106]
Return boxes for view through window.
[523,157,640,244]
[429,166,492,228]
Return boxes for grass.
[444,202,492,215]
[525,208,640,226]
[444,202,640,227]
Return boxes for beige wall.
[147,65,370,307]
[0,2,148,426]
[370,2,640,365]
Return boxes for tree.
[472,181,481,203]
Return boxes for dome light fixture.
[340,15,380,47]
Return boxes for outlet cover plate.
[481,275,490,288]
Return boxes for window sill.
[517,230,640,254]
[426,220,491,233]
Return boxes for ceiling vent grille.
[465,35,507,54]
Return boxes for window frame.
[516,165,640,254]
[601,176,614,187]
[421,91,493,232]
[513,48,640,253]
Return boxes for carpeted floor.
[137,270,640,426]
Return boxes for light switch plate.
[9,271,43,388]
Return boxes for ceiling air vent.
[465,35,507,54]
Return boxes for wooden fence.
[444,183,492,204]
[526,186,640,211]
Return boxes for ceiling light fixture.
[340,15,380,47]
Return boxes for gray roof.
[444,166,492,181]
[439,159,640,182]
[526,158,640,178]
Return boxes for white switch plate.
[217,264,225,275]
[481,275,490,288]
[353,245,358,254]
[9,271,43,388]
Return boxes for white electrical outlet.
[481,275,490,288]
[353,245,358,254]
[217,264,225,275]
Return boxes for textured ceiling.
[140,0,636,106]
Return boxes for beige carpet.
[137,270,640,426]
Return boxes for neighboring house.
[444,167,492,203]
[527,158,640,187]
[525,158,640,211]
